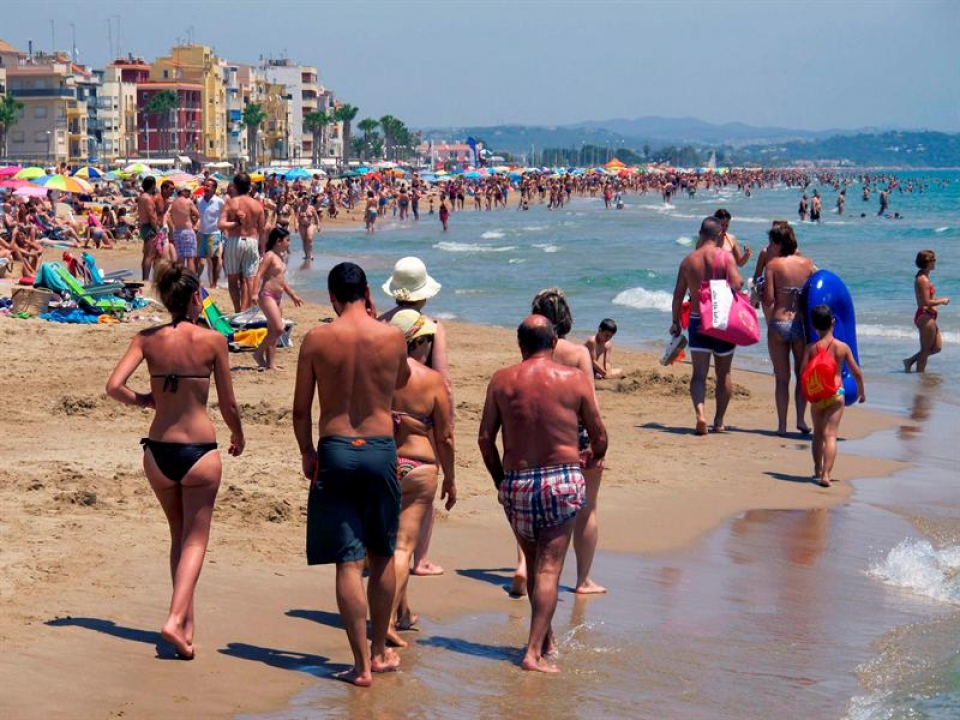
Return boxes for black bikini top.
[151,372,211,393]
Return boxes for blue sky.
[5,0,958,131]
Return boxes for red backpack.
[802,338,840,402]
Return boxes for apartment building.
[151,44,227,160]
[136,83,202,158]
[2,43,88,165]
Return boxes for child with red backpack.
[801,305,865,487]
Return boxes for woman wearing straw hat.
[379,257,451,578]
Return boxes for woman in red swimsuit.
[904,249,950,373]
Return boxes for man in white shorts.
[197,178,225,289]
[218,172,264,312]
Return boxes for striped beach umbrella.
[14,166,47,180]
[33,174,94,193]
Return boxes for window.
[35,131,49,143]
[11,131,24,144]
[34,106,48,119]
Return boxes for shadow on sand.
[218,642,344,679]
[44,616,177,659]
[417,635,519,665]
[286,608,345,631]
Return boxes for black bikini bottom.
[141,438,218,483]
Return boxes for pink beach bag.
[698,249,761,346]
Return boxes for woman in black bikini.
[106,262,245,660]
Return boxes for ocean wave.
[533,243,560,253]
[675,236,693,246]
[521,225,548,232]
[480,230,505,239]
[434,241,516,253]
[612,287,673,313]
[858,324,959,344]
[935,226,953,234]
[508,258,525,264]
[432,311,458,320]
[731,215,773,224]
[867,539,960,605]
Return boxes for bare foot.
[395,612,419,631]
[385,627,408,648]
[574,579,608,595]
[542,632,558,657]
[711,424,726,434]
[371,647,400,673]
[334,667,372,687]
[412,560,444,576]
[252,350,267,369]
[818,476,832,488]
[797,424,812,435]
[508,574,527,598]
[695,419,708,436]
[161,621,194,660]
[521,652,560,673]
[776,428,788,438]
[903,358,913,373]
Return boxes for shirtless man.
[478,315,607,673]
[218,172,265,312]
[714,208,752,268]
[671,217,743,435]
[530,288,607,595]
[293,262,410,687]
[168,186,200,272]
[137,177,160,280]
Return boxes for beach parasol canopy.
[604,158,626,170]
[33,174,94,193]
[123,162,154,176]
[0,179,32,190]
[14,166,47,180]
[285,167,311,180]
[14,185,49,198]
[163,172,201,187]
[72,166,105,180]
[0,165,24,178]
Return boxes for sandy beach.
[0,242,907,719]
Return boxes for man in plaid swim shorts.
[479,315,607,674]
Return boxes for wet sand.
[0,244,910,719]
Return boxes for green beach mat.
[52,264,127,314]
[201,288,235,337]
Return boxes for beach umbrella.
[249,172,265,182]
[285,167,311,180]
[73,166,105,180]
[355,167,370,175]
[464,171,482,179]
[0,165,23,178]
[33,174,93,193]
[123,162,154,176]
[14,166,47,180]
[14,186,49,198]
[0,179,32,189]
[163,172,201,187]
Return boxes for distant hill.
[419,120,960,168]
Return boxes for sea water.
[261,174,959,718]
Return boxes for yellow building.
[257,80,289,165]
[151,44,227,160]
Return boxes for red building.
[110,57,151,84]
[136,83,202,157]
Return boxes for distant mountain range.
[419,117,960,167]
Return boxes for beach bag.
[698,250,760,346]
[801,339,840,402]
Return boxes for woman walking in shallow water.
[904,249,949,373]
[107,263,244,659]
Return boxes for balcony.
[10,87,76,99]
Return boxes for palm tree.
[303,111,330,167]
[241,103,267,167]
[145,89,179,156]
[357,117,379,161]
[0,94,25,158]
[379,115,400,160]
[333,104,359,163]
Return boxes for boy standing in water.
[584,318,624,380]
[801,305,865,488]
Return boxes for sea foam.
[434,241,516,253]
[480,230,505,239]
[868,539,960,605]
[612,287,673,313]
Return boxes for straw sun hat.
[389,309,437,343]
[382,257,441,302]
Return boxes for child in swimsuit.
[801,305,865,488]
[253,226,303,371]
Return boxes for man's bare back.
[169,197,198,231]
[223,195,264,239]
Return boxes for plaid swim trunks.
[498,463,585,542]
